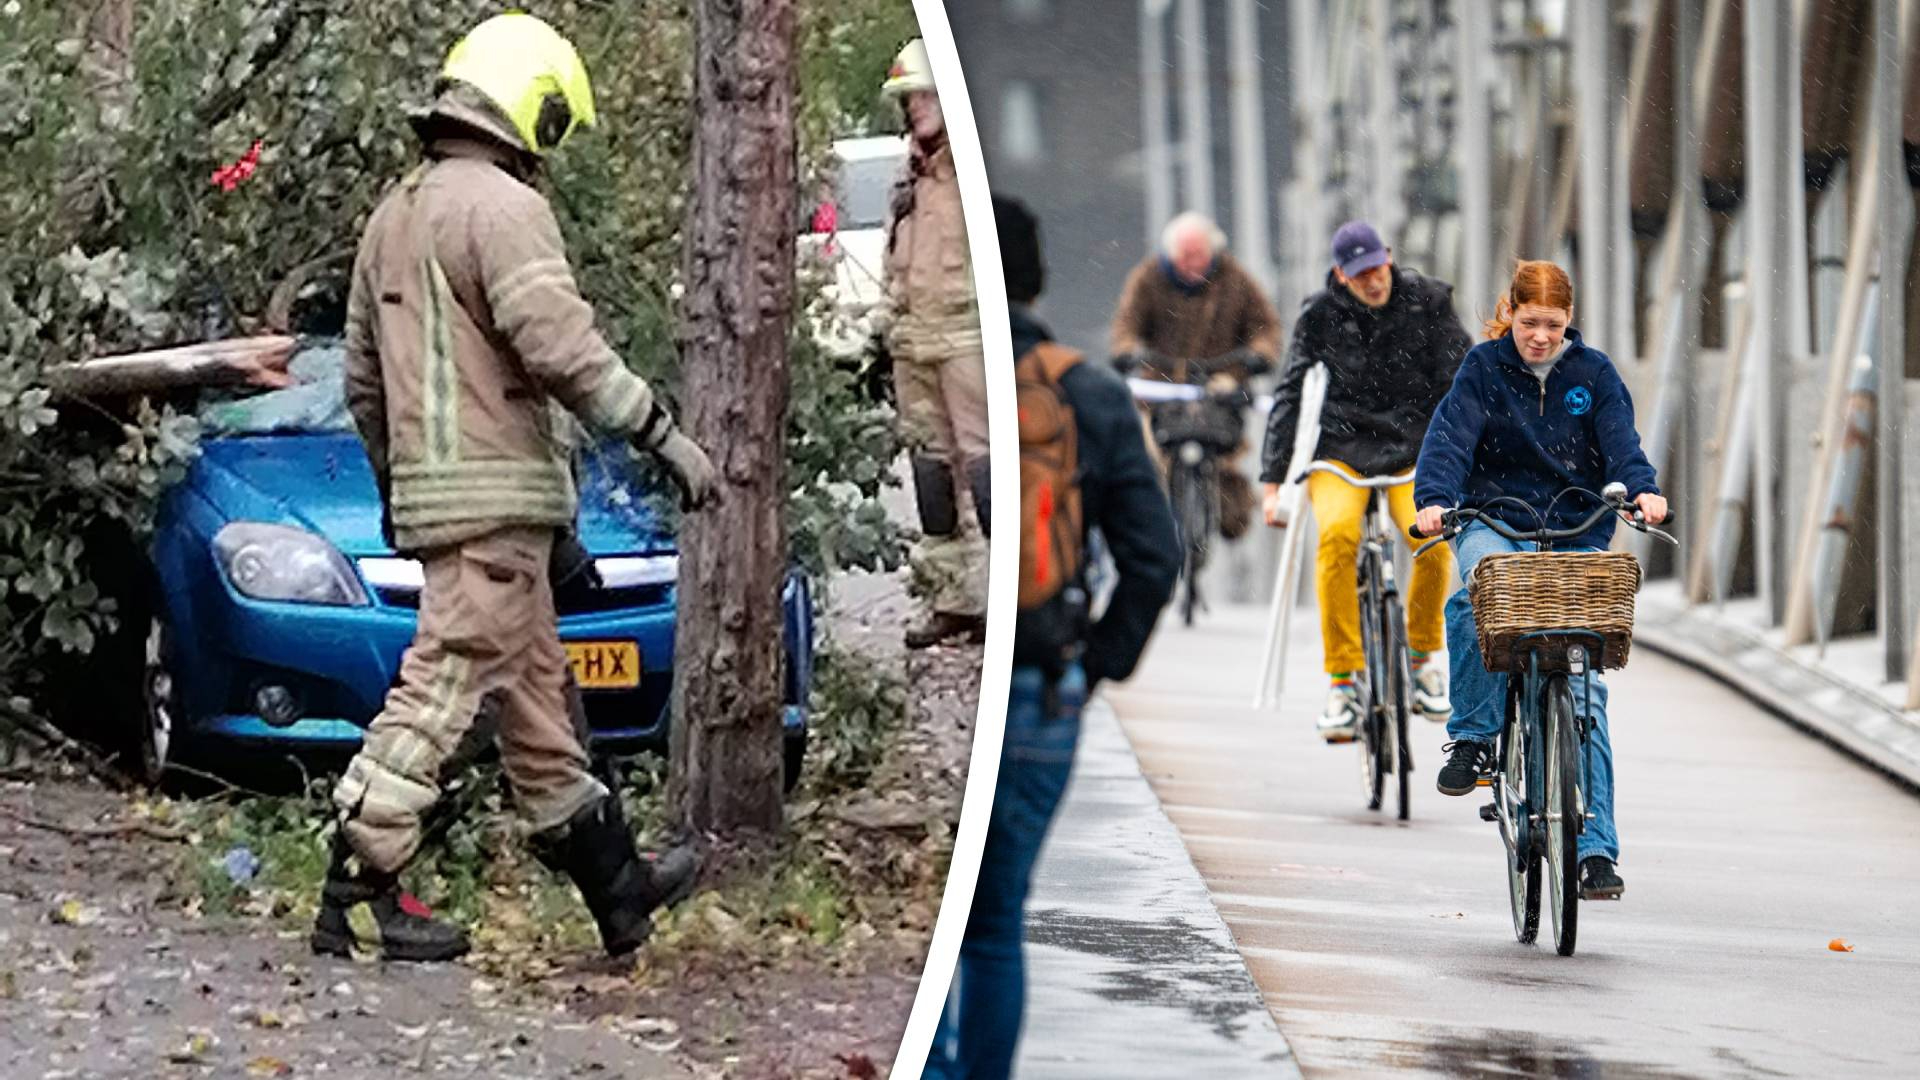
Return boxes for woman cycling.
[1412,260,1668,901]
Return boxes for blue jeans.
[1445,522,1618,862]
[924,664,1086,1080]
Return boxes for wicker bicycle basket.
[1466,551,1642,672]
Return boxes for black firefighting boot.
[310,834,470,962]
[531,793,700,957]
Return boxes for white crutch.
[1254,363,1328,709]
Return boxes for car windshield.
[835,153,899,230]
[198,342,355,436]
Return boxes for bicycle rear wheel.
[1499,690,1541,945]
[1167,465,1193,624]
[1382,591,1413,821]
[1545,677,1581,956]
[1355,558,1386,811]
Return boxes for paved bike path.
[1013,696,1303,1078]
[1104,604,1920,1078]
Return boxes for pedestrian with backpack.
[923,197,1179,1080]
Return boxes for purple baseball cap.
[1331,220,1390,277]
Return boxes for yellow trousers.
[1307,462,1452,674]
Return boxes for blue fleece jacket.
[1413,328,1658,550]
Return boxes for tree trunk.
[670,0,797,836]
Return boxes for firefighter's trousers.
[333,525,606,873]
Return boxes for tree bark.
[670,0,797,836]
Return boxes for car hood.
[191,434,672,557]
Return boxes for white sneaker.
[1413,662,1452,721]
[1318,686,1360,743]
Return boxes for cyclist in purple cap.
[1260,221,1473,742]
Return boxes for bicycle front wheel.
[1545,677,1581,956]
[1382,591,1413,822]
[1500,688,1541,945]
[1173,462,1208,626]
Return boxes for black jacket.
[1012,306,1178,686]
[1260,266,1473,482]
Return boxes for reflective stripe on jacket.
[345,135,669,551]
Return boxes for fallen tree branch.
[160,759,281,802]
[44,335,297,399]
[0,698,120,779]
[263,248,352,333]
[0,803,187,843]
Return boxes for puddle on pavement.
[1025,908,1275,1043]
[1321,1026,1707,1078]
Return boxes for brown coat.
[882,139,978,361]
[345,104,675,553]
[1108,253,1281,381]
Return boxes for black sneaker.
[1580,856,1625,900]
[1435,739,1494,796]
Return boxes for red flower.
[210,139,264,192]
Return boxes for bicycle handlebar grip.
[1408,523,1431,540]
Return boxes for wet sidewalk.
[1013,697,1302,1079]
[1637,580,1920,790]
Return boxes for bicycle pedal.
[1475,776,1492,787]
[1478,803,1498,822]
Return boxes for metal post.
[1142,0,1175,248]
[1742,0,1793,623]
[1782,139,1883,646]
[1872,0,1910,679]
[1456,0,1492,322]
[1368,0,1404,235]
[1573,0,1614,354]
[1228,0,1273,290]
[1177,0,1214,219]
[1610,4,1637,357]
[1639,0,1705,552]
[1290,0,1329,304]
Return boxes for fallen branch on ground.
[0,699,123,786]
[0,803,187,842]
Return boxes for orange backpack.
[1014,341,1089,665]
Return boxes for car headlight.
[213,523,369,606]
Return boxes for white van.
[800,134,908,357]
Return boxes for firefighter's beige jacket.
[345,124,668,552]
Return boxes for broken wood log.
[44,336,298,399]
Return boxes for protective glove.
[650,429,718,511]
[862,331,895,407]
[1237,347,1275,377]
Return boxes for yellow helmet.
[441,13,596,155]
[881,38,935,97]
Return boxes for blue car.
[132,344,813,789]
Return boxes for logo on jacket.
[1564,386,1593,416]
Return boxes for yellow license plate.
[565,641,641,689]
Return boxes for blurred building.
[949,0,1293,356]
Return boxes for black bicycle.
[1128,376,1244,626]
[1295,461,1415,819]
[1412,484,1676,956]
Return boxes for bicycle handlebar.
[1407,492,1679,556]
[1126,377,1250,408]
[1291,460,1413,491]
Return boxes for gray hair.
[1160,211,1227,258]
